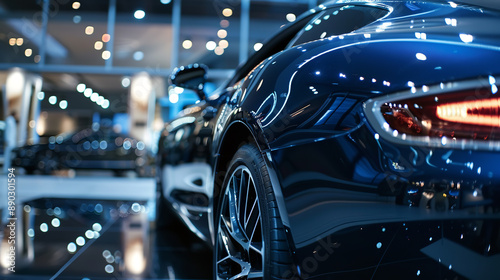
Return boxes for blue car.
[157,1,500,279]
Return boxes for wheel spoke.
[239,170,247,224]
[217,255,251,280]
[223,204,248,250]
[228,177,248,242]
[248,271,264,279]
[245,196,258,228]
[249,243,263,256]
[219,215,241,257]
[217,165,265,280]
[249,211,261,244]
[229,176,238,218]
[216,255,231,266]
[245,171,255,225]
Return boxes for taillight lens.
[364,79,500,149]
[381,87,499,140]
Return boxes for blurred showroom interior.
[0,0,313,278]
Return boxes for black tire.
[214,144,293,279]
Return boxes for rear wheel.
[215,144,293,279]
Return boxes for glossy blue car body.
[158,1,500,278]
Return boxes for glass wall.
[179,0,240,69]
[0,0,313,136]
[0,0,42,65]
[113,1,173,68]
[46,1,109,66]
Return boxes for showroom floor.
[0,173,212,279]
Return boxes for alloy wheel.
[216,165,264,279]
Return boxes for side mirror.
[169,64,208,100]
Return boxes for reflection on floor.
[1,198,212,279]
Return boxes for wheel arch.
[209,120,296,275]
[211,120,293,252]
[212,121,259,224]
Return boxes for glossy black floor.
[1,196,212,280]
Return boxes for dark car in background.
[157,1,500,279]
[13,127,150,176]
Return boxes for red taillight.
[380,87,499,140]
[364,79,500,149]
[436,97,500,127]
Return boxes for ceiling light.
[48,96,57,105]
[76,236,85,246]
[72,2,81,9]
[9,38,16,46]
[16,38,23,46]
[134,10,145,20]
[102,34,110,42]
[25,49,32,57]
[214,46,224,56]
[94,41,103,50]
[105,265,114,274]
[77,83,86,92]
[102,50,111,60]
[160,0,171,4]
[85,230,95,239]
[121,77,131,88]
[206,41,216,51]
[91,92,99,102]
[286,13,296,22]
[93,223,102,232]
[97,96,104,105]
[219,40,228,49]
[67,242,77,253]
[73,15,81,24]
[34,55,41,63]
[59,100,68,110]
[220,20,229,28]
[40,223,48,232]
[84,88,92,97]
[222,8,232,17]
[254,43,263,51]
[101,99,110,109]
[182,39,192,49]
[85,26,94,35]
[37,91,45,100]
[133,51,144,61]
[217,29,227,39]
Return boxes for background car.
[157,1,500,279]
[13,127,150,176]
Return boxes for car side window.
[289,5,389,47]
